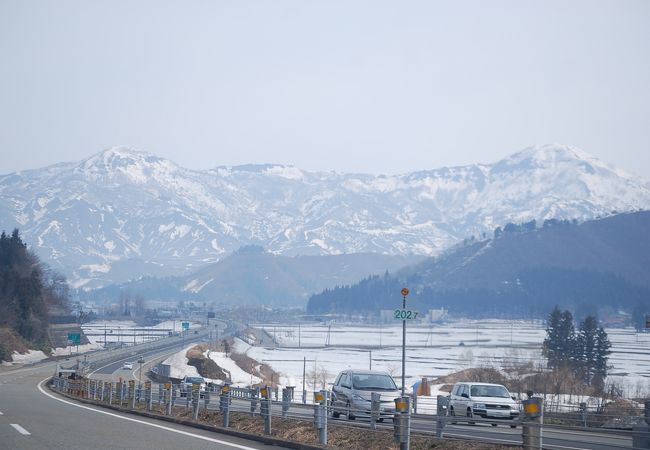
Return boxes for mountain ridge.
[1,144,649,288]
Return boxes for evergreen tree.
[593,326,612,390]
[574,316,599,384]
[543,306,576,369]
[632,301,649,332]
[0,229,69,350]
[573,315,611,390]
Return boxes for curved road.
[0,348,290,449]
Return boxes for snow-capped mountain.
[1,144,649,288]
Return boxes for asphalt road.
[0,335,291,449]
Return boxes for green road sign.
[67,332,81,344]
[182,321,190,331]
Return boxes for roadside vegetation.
[0,229,70,361]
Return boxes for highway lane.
[0,362,292,449]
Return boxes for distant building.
[428,308,448,322]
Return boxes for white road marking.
[38,378,261,450]
[11,424,31,435]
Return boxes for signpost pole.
[400,288,409,397]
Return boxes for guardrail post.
[171,384,177,406]
[221,385,231,427]
[313,390,328,445]
[282,388,290,418]
[165,382,173,415]
[204,387,210,409]
[145,381,153,411]
[119,381,125,405]
[129,380,136,409]
[633,400,650,449]
[522,397,543,450]
[579,402,587,427]
[393,396,410,450]
[250,387,259,416]
[86,379,91,398]
[191,385,199,420]
[109,382,114,404]
[436,395,448,437]
[370,392,381,430]
[261,385,272,435]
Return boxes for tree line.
[543,306,611,391]
[0,229,69,359]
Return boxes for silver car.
[330,370,400,421]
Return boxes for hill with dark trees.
[0,229,69,360]
[306,211,650,320]
[80,246,415,307]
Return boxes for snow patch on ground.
[161,344,202,379]
[206,348,262,386]
[11,350,48,364]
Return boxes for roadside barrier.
[50,375,648,450]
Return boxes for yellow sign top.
[401,287,409,297]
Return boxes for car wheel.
[331,402,340,418]
[466,408,475,425]
[346,402,356,420]
[449,406,457,424]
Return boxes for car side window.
[334,373,342,387]
[341,372,351,388]
[460,384,468,397]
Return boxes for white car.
[122,362,133,370]
[330,370,400,421]
[448,382,519,427]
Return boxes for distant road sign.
[401,288,409,297]
[182,321,190,331]
[67,333,81,344]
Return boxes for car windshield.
[352,374,397,390]
[470,385,510,398]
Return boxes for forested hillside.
[0,229,69,360]
[306,211,650,319]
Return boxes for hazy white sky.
[1,0,649,177]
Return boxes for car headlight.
[473,403,486,410]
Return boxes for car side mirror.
[461,393,469,399]
[511,396,516,401]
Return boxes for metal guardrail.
[50,375,650,450]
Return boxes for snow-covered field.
[81,320,200,346]
[240,320,650,399]
[8,317,649,403]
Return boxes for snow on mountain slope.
[1,144,648,288]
